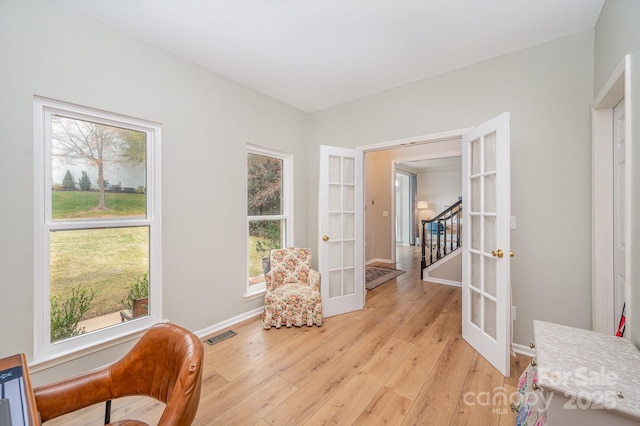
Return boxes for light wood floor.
[46,246,530,425]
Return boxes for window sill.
[30,319,168,373]
[244,288,266,302]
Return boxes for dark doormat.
[365,266,405,290]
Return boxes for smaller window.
[247,146,292,295]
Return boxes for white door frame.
[592,55,632,335]
[393,169,411,246]
[361,128,470,264]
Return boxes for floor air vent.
[206,330,237,345]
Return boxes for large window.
[247,146,292,296]
[34,98,162,363]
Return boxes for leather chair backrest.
[34,323,204,426]
[110,323,204,425]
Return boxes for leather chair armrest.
[34,368,113,422]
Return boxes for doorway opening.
[362,130,464,268]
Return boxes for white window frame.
[246,144,293,299]
[33,97,163,365]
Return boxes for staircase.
[420,199,462,280]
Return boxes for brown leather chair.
[34,323,204,425]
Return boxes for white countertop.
[534,320,640,420]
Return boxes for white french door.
[462,112,512,377]
[318,145,364,317]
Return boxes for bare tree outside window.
[52,116,146,215]
[248,153,282,215]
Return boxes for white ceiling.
[51,0,604,113]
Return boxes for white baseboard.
[512,342,535,358]
[194,306,263,338]
[425,278,461,287]
[365,258,394,265]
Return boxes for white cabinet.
[518,320,640,425]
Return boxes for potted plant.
[120,272,149,321]
[256,238,280,275]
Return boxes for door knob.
[510,251,515,257]
[491,249,504,258]
[322,235,330,241]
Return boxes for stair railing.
[420,199,462,279]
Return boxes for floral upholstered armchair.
[262,247,323,329]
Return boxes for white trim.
[593,59,626,108]
[29,320,168,372]
[33,97,163,365]
[360,128,471,152]
[365,258,394,265]
[390,163,397,262]
[244,288,266,301]
[194,307,264,339]
[426,278,462,287]
[592,56,631,336]
[512,342,535,358]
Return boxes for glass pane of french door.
[327,155,356,298]
[468,131,498,341]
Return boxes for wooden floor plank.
[450,352,508,425]
[352,387,413,426]
[386,306,463,401]
[401,335,477,425]
[205,376,297,426]
[263,312,414,425]
[304,373,389,425]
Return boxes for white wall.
[311,31,595,347]
[0,0,309,384]
[594,0,640,94]
[416,166,462,218]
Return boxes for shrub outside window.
[34,97,162,363]
[247,146,292,294]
